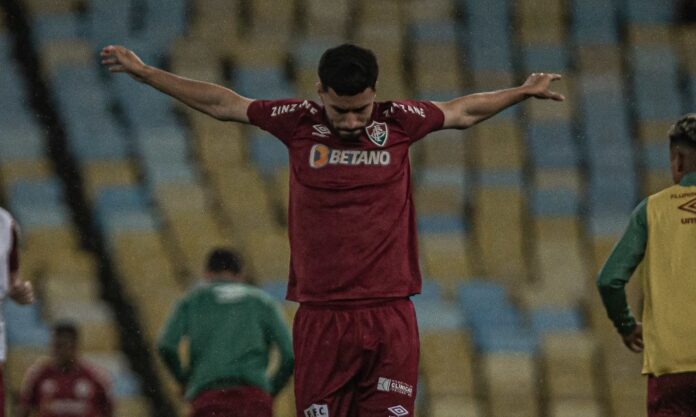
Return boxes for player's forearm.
[442,86,529,129]
[138,65,250,122]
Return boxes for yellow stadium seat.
[412,43,460,74]
[244,231,290,282]
[471,122,524,170]
[548,399,602,417]
[358,0,403,25]
[23,0,79,14]
[415,69,463,92]
[429,395,483,417]
[418,130,467,168]
[472,71,515,91]
[638,120,673,145]
[304,0,351,37]
[677,26,696,73]
[39,39,93,75]
[42,273,100,304]
[577,46,622,74]
[404,0,454,22]
[518,22,565,46]
[82,160,138,203]
[5,347,49,394]
[627,24,671,46]
[413,184,464,215]
[473,188,527,280]
[483,352,539,417]
[273,378,296,417]
[0,159,52,189]
[532,169,582,192]
[420,234,475,291]
[115,397,151,417]
[540,332,598,400]
[155,183,207,215]
[420,331,477,397]
[79,321,121,352]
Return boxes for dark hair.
[669,114,696,149]
[53,321,79,341]
[206,248,243,274]
[318,44,378,96]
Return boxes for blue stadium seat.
[410,22,459,43]
[5,300,51,346]
[478,169,524,188]
[474,326,537,353]
[531,188,580,217]
[0,127,45,162]
[31,12,85,48]
[143,161,198,186]
[530,307,583,335]
[527,121,579,168]
[10,179,64,205]
[523,46,570,73]
[622,0,675,23]
[95,185,149,214]
[415,301,466,331]
[249,132,289,177]
[417,214,466,235]
[87,0,132,46]
[234,67,297,99]
[643,144,670,170]
[570,0,619,45]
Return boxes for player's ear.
[316,81,325,96]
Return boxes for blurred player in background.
[18,321,113,417]
[0,207,34,417]
[101,43,563,417]
[597,114,696,416]
[157,248,293,417]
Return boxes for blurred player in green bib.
[597,114,696,416]
[157,248,293,417]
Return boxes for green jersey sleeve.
[596,198,648,335]
[264,301,294,396]
[157,297,189,384]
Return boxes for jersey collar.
[680,172,696,186]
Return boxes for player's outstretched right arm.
[100,45,253,123]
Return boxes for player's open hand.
[9,280,34,305]
[522,72,565,101]
[100,45,147,82]
[621,322,644,353]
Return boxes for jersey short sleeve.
[247,99,317,145]
[389,100,445,143]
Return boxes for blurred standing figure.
[0,207,34,417]
[157,248,293,417]
[18,322,113,417]
[597,114,696,416]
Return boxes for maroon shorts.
[190,386,272,417]
[293,298,419,417]
[648,372,696,417]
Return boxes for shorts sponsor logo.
[365,121,389,146]
[304,404,329,417]
[309,144,390,169]
[387,405,409,416]
[377,377,413,397]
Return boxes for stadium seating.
[7,0,695,415]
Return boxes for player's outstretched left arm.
[434,73,565,130]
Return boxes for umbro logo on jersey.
[366,121,388,146]
[678,196,696,215]
[309,144,390,169]
[387,405,409,417]
[304,404,329,417]
[312,124,331,137]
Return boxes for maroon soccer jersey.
[247,99,444,302]
[20,359,113,417]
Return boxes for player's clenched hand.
[9,280,34,305]
[521,72,565,101]
[100,45,148,82]
[621,322,644,353]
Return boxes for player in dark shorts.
[101,43,564,417]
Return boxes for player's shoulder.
[78,359,112,387]
[376,99,440,123]
[251,98,322,121]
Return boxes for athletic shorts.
[648,372,696,417]
[190,386,272,417]
[293,298,419,417]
